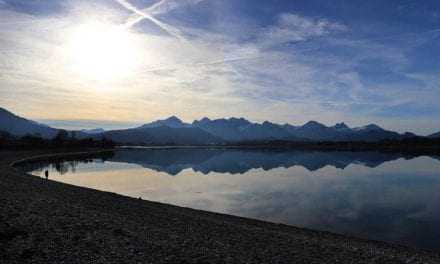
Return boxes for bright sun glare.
[66,21,140,82]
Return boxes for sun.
[66,21,140,82]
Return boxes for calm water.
[25,148,440,250]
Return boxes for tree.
[54,130,69,142]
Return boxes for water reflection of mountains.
[105,149,420,175]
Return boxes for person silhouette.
[45,170,49,180]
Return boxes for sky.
[0,0,439,134]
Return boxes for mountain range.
[0,107,437,145]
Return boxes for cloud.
[1,0,440,135]
[0,5,390,127]
[37,119,142,130]
[258,13,347,47]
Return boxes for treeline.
[0,130,115,150]
[2,129,440,154]
[15,151,115,174]
[232,137,440,154]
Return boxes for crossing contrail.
[114,0,185,40]
[124,0,206,28]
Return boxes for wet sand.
[1,149,440,263]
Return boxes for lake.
[24,148,440,251]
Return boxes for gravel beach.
[1,150,440,264]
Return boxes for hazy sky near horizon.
[0,0,440,134]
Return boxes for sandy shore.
[1,149,440,263]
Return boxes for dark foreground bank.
[1,150,440,264]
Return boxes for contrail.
[115,0,185,40]
[124,0,166,28]
[124,0,206,28]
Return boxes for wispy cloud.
[258,13,347,48]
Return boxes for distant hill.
[141,116,192,129]
[0,107,428,144]
[103,117,223,145]
[0,107,58,138]
[429,132,440,139]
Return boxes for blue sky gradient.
[0,0,439,134]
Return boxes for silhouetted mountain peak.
[199,117,211,122]
[402,132,417,138]
[141,116,189,129]
[0,107,20,119]
[262,121,273,126]
[358,124,384,132]
[0,107,12,115]
[227,117,251,126]
[303,121,326,129]
[333,122,350,130]
[165,116,182,122]
[192,117,212,126]
[0,107,58,138]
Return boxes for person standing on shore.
[45,170,49,179]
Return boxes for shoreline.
[1,149,440,263]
